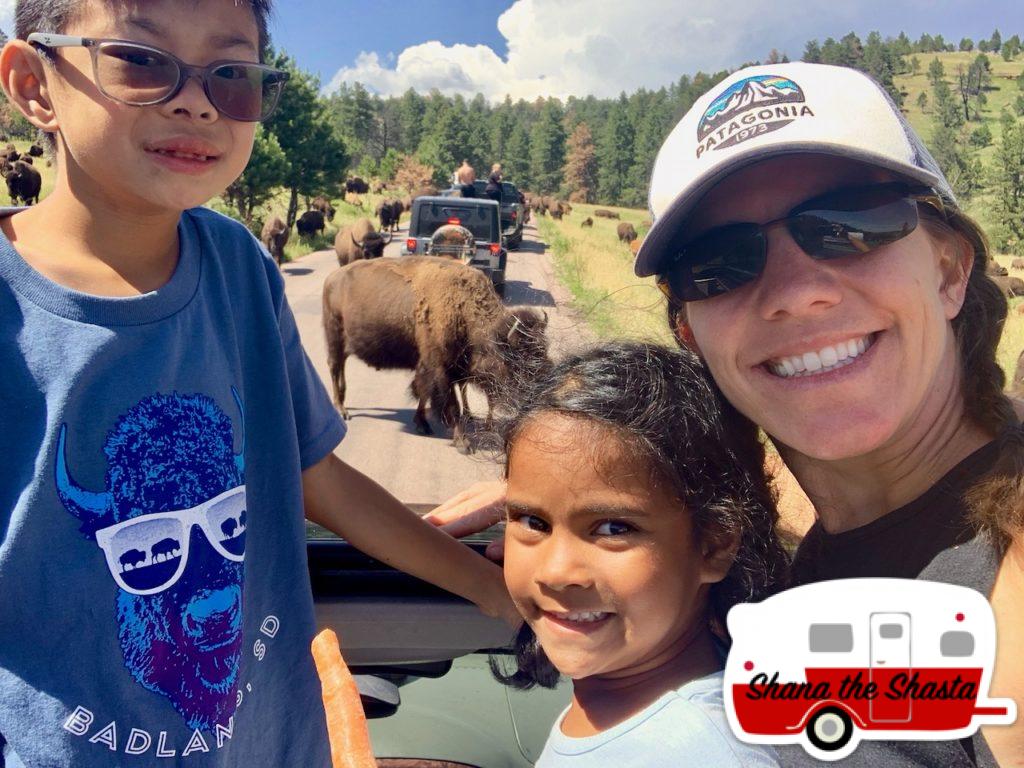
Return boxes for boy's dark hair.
[15,1,273,54]
[493,341,789,690]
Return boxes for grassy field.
[895,51,1024,237]
[537,204,673,344]
[539,205,1024,385]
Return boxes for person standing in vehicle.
[456,159,476,198]
[486,163,503,202]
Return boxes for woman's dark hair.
[492,341,789,690]
[664,200,1024,550]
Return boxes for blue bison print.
[55,389,247,731]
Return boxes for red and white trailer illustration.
[724,579,1015,760]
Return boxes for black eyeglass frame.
[26,32,290,122]
[656,182,947,303]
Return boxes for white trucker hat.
[634,62,955,277]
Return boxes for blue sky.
[269,1,514,84]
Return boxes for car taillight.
[447,217,461,225]
[406,238,417,253]
[489,243,501,255]
[511,211,517,220]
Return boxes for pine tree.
[224,127,289,229]
[989,29,1002,53]
[802,40,822,63]
[396,89,426,155]
[917,91,928,111]
[503,122,532,190]
[490,96,514,165]
[416,99,471,187]
[930,75,982,199]
[264,51,349,228]
[562,122,597,203]
[927,57,945,87]
[529,99,567,194]
[991,110,1024,254]
[959,38,974,52]
[596,99,634,203]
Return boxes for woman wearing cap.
[633,62,1022,767]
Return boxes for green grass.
[536,204,672,344]
[896,51,1024,236]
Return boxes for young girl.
[495,341,787,767]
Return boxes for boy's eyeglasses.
[94,486,247,596]
[27,33,289,122]
[656,182,945,302]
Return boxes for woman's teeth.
[552,610,610,623]
[769,335,874,378]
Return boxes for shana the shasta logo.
[723,579,1015,761]
[696,74,813,158]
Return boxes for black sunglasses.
[657,182,945,302]
[27,33,289,122]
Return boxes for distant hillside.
[895,51,1024,238]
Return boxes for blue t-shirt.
[536,671,779,768]
[0,208,345,767]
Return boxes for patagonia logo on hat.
[696,75,814,159]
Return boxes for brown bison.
[345,177,369,194]
[594,209,620,220]
[1013,258,1024,270]
[376,199,402,233]
[6,160,41,205]
[617,222,638,243]
[260,215,289,265]
[296,209,326,240]
[1014,349,1024,395]
[629,238,642,257]
[334,217,387,266]
[322,257,550,452]
[310,195,336,221]
[27,144,44,157]
[991,274,1024,298]
[986,261,1008,277]
[580,217,593,228]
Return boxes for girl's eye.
[509,512,550,533]
[594,520,635,537]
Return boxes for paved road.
[282,220,589,507]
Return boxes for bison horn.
[507,315,523,342]
[541,310,548,326]
[55,423,112,524]
[231,386,245,479]
[351,232,364,249]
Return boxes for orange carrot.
[311,628,377,768]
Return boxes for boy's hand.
[424,479,507,562]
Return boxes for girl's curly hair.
[492,341,789,689]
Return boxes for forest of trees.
[322,27,1023,216]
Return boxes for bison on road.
[260,215,289,265]
[376,199,402,233]
[334,217,387,266]
[296,210,326,240]
[617,222,638,243]
[322,257,550,452]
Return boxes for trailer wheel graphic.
[807,707,854,752]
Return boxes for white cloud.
[323,0,967,101]
[0,1,14,37]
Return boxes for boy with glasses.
[0,2,515,766]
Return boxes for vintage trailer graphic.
[724,579,1015,760]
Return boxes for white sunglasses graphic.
[94,486,247,596]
